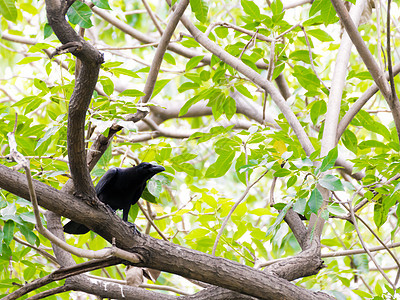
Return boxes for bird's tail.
[63,220,90,234]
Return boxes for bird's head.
[135,162,165,180]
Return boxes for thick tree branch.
[46,0,104,198]
[321,0,366,155]
[0,164,333,300]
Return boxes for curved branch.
[0,163,333,300]
[46,0,104,198]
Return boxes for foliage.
[0,0,400,299]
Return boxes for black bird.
[63,162,165,234]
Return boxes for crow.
[63,162,165,234]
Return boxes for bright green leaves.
[309,100,327,125]
[241,0,261,21]
[307,29,334,42]
[205,148,234,178]
[99,77,114,96]
[67,1,93,28]
[179,88,237,121]
[374,193,397,230]
[186,56,204,72]
[342,129,358,154]
[356,110,392,141]
[308,188,323,214]
[266,201,293,237]
[205,138,240,178]
[92,0,111,10]
[0,0,17,21]
[309,0,338,26]
[119,89,145,98]
[292,66,321,95]
[190,0,208,23]
[171,152,199,177]
[319,174,344,191]
[3,220,14,246]
[318,147,338,173]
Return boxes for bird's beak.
[151,165,165,174]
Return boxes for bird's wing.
[95,168,119,195]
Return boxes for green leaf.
[272,62,285,80]
[92,0,111,10]
[307,29,334,42]
[357,110,391,141]
[287,175,297,188]
[266,201,293,236]
[109,68,140,78]
[235,84,253,99]
[205,148,235,178]
[308,188,323,214]
[347,71,373,80]
[25,97,45,114]
[223,96,236,120]
[241,0,261,20]
[358,140,389,150]
[36,126,60,150]
[352,290,372,298]
[19,225,39,246]
[141,186,158,204]
[67,2,93,28]
[119,89,145,97]
[319,174,345,191]
[326,203,346,216]
[44,24,53,39]
[0,0,17,21]
[309,0,338,25]
[163,52,176,65]
[152,79,171,98]
[97,144,112,167]
[178,82,200,92]
[289,50,317,64]
[190,0,208,23]
[173,162,199,177]
[99,77,114,96]
[374,198,386,229]
[171,153,197,164]
[319,147,338,173]
[23,267,36,281]
[186,56,204,71]
[147,178,162,198]
[310,100,327,125]
[3,220,14,245]
[271,0,283,15]
[293,65,321,92]
[342,129,358,154]
[273,168,291,177]
[215,27,228,38]
[17,57,42,65]
[179,95,201,116]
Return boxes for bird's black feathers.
[63,162,165,234]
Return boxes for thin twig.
[299,25,329,91]
[137,201,169,241]
[239,29,258,59]
[347,193,395,289]
[212,169,269,255]
[141,0,164,35]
